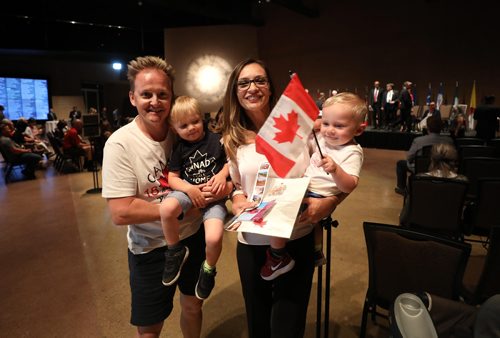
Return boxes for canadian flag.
[255,73,319,178]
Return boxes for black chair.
[360,222,471,338]
[458,145,498,161]
[463,178,500,241]
[400,175,468,241]
[46,132,81,173]
[462,225,500,305]
[414,156,431,175]
[487,138,500,157]
[411,145,432,175]
[459,157,500,200]
[0,145,25,183]
[455,137,485,146]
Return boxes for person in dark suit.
[419,101,441,133]
[368,80,383,128]
[381,82,399,129]
[68,106,82,123]
[474,95,500,141]
[395,81,414,132]
[47,108,58,121]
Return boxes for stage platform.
[355,128,422,151]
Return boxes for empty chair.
[458,145,498,160]
[360,221,471,338]
[463,178,500,240]
[400,175,468,240]
[414,156,431,174]
[455,137,485,146]
[462,225,500,305]
[487,138,500,157]
[459,157,500,200]
[413,145,433,174]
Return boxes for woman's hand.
[298,193,348,224]
[231,194,256,216]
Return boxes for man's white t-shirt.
[102,118,202,254]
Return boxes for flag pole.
[287,70,334,338]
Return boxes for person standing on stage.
[368,80,383,129]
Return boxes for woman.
[218,58,345,338]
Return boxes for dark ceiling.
[2,0,319,60]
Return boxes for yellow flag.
[469,80,476,115]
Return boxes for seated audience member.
[420,143,467,180]
[12,118,42,153]
[0,105,5,120]
[62,119,93,169]
[0,120,42,179]
[397,293,500,338]
[25,118,52,156]
[399,143,467,224]
[100,118,113,141]
[53,120,68,144]
[419,101,441,133]
[395,116,454,195]
[449,111,467,140]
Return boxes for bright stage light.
[186,55,232,104]
[112,62,122,70]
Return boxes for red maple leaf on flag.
[273,110,302,143]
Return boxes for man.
[381,82,398,129]
[368,80,383,128]
[68,106,81,123]
[474,95,500,141]
[0,120,42,179]
[396,81,414,132]
[101,56,231,338]
[395,116,454,195]
[47,108,58,121]
[315,92,326,111]
[419,101,441,132]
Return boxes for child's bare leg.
[203,218,224,267]
[160,197,183,246]
[195,218,222,300]
[270,236,286,250]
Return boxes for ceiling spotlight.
[112,62,122,70]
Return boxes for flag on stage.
[255,73,319,178]
[469,80,477,115]
[436,82,444,109]
[426,83,432,106]
[453,81,459,108]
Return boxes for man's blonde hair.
[322,92,367,123]
[169,96,202,123]
[127,56,175,92]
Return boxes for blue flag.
[426,83,432,106]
